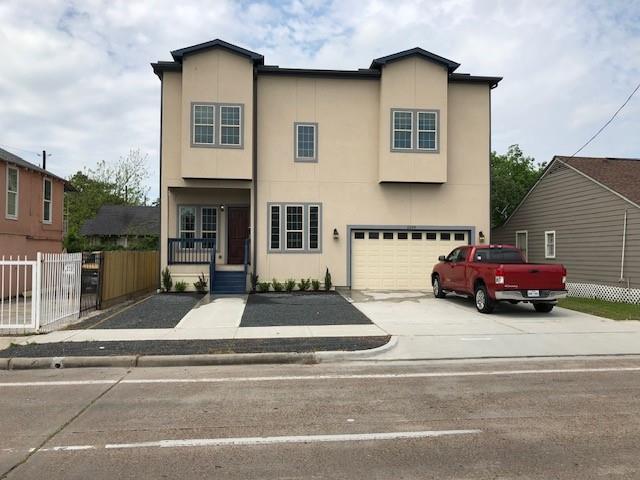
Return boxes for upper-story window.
[191,103,244,148]
[391,109,439,152]
[294,123,318,162]
[6,166,18,219]
[43,177,52,224]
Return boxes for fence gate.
[0,252,82,333]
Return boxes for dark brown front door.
[227,206,250,264]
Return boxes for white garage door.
[351,230,469,290]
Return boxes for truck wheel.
[432,275,446,298]
[534,303,554,313]
[474,284,495,314]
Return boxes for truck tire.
[534,303,554,313]
[474,284,495,313]
[432,275,447,298]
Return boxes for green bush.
[257,281,271,293]
[324,268,332,291]
[284,279,296,292]
[311,279,321,291]
[174,281,187,292]
[193,273,208,294]
[272,279,284,292]
[161,267,173,292]
[298,278,311,291]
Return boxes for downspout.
[158,74,163,290]
[252,67,258,278]
[620,209,627,282]
[488,86,492,244]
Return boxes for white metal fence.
[0,252,82,333]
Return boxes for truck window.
[474,248,524,264]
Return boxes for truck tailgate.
[502,264,565,291]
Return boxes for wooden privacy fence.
[100,250,159,308]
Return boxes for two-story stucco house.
[152,39,501,292]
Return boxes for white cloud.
[0,0,638,199]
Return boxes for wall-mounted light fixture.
[333,228,339,239]
[479,231,485,243]
[220,205,225,211]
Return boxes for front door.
[227,206,250,264]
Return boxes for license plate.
[527,290,540,298]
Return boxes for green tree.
[89,149,150,205]
[491,145,545,228]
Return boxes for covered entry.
[350,229,470,290]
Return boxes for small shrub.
[174,281,187,292]
[250,272,259,292]
[257,281,271,293]
[324,268,332,291]
[284,278,296,292]
[193,273,208,294]
[298,278,311,291]
[311,279,321,291]
[161,267,173,292]
[272,279,284,292]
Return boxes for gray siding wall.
[492,163,640,289]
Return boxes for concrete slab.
[176,294,246,329]
[307,324,388,337]
[234,326,312,339]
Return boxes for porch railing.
[168,238,216,265]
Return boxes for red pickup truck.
[431,245,567,313]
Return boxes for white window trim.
[515,230,528,260]
[200,206,218,249]
[192,104,215,145]
[219,105,242,146]
[269,204,281,251]
[42,177,52,224]
[285,204,305,251]
[416,111,438,151]
[545,230,556,259]
[295,123,317,160]
[392,110,413,150]
[5,165,18,220]
[308,204,321,251]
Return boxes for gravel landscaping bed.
[241,292,372,327]
[0,336,391,357]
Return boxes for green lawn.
[558,297,640,321]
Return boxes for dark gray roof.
[449,73,502,88]
[0,147,68,185]
[256,65,381,78]
[80,205,160,237]
[370,47,460,72]
[170,39,264,64]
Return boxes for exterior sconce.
[333,228,339,239]
[479,231,485,243]
[220,205,225,211]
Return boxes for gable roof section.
[80,205,160,237]
[170,38,264,65]
[0,147,69,186]
[370,47,460,72]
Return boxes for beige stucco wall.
[378,58,448,183]
[180,49,253,180]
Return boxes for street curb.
[136,352,317,367]
[315,335,398,362]
[7,355,138,370]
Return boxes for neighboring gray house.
[81,205,160,248]
[492,156,640,303]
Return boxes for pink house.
[0,147,68,259]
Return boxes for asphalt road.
[1,357,640,479]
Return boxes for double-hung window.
[6,166,18,219]
[545,231,556,259]
[179,206,197,248]
[201,207,217,249]
[417,111,437,150]
[220,105,241,146]
[286,205,304,250]
[295,123,317,161]
[193,104,215,145]
[43,178,52,224]
[392,111,413,150]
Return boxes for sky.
[1,0,639,200]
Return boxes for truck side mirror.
[438,255,447,262]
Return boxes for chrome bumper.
[494,290,568,302]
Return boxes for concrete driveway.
[341,290,640,360]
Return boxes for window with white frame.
[392,111,413,149]
[43,177,52,223]
[201,207,217,249]
[286,205,304,250]
[220,105,241,146]
[269,205,281,250]
[193,104,215,145]
[179,206,197,248]
[308,205,320,250]
[515,231,528,260]
[295,123,317,161]
[6,166,18,219]
[417,111,437,150]
[545,231,556,259]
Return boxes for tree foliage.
[491,145,545,228]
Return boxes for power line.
[570,81,640,157]
[0,143,41,156]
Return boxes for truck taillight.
[495,266,504,285]
[562,267,567,285]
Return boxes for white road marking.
[460,337,494,341]
[1,366,639,388]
